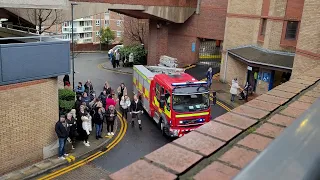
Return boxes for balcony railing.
[0,35,70,85]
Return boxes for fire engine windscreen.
[172,93,209,112]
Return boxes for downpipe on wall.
[196,0,202,14]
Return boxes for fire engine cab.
[133,56,211,137]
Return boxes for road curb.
[2,119,121,180]
[100,63,133,75]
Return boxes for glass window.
[165,90,171,110]
[285,21,299,40]
[155,83,164,101]
[95,20,100,26]
[260,18,267,35]
[96,31,100,37]
[79,21,84,26]
[105,20,109,27]
[117,20,121,26]
[173,93,209,112]
[80,33,84,38]
[117,31,121,37]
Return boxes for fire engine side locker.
[133,65,155,116]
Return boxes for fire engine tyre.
[159,120,169,137]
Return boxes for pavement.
[109,66,320,180]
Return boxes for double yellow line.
[201,76,232,112]
[38,113,127,180]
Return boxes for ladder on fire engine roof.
[147,55,185,75]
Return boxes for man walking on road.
[55,115,70,160]
[130,95,143,129]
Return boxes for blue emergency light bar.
[172,81,207,86]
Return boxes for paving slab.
[174,131,225,156]
[296,76,319,82]
[290,78,315,86]
[237,134,273,151]
[219,146,258,168]
[196,121,242,141]
[34,160,53,170]
[145,144,202,174]
[214,112,257,130]
[193,161,239,180]
[280,106,306,118]
[109,160,176,180]
[274,85,304,94]
[268,114,295,127]
[244,99,280,112]
[298,95,318,104]
[255,123,285,138]
[232,105,270,119]
[304,91,320,98]
[267,89,297,99]
[256,94,289,105]
[21,166,41,176]
[289,101,312,110]
[283,82,309,89]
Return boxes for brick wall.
[292,0,320,77]
[0,78,58,174]
[72,43,119,51]
[268,0,287,17]
[227,0,263,15]
[220,54,247,85]
[123,16,149,47]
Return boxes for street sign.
[192,43,196,52]
[247,66,252,71]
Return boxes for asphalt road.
[50,53,227,179]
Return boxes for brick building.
[220,0,320,94]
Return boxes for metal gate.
[198,40,222,68]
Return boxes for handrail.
[0,35,64,41]
[1,22,61,35]
[234,98,320,180]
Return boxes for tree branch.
[41,10,58,34]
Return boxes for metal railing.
[1,22,61,35]
[0,35,67,42]
[234,98,320,180]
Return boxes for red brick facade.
[75,0,198,7]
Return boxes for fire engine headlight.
[179,121,184,124]
[170,129,179,136]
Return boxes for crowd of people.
[55,78,143,160]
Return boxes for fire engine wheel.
[159,120,169,137]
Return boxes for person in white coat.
[80,105,92,147]
[120,95,131,119]
[230,78,240,102]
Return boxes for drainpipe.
[223,51,229,82]
[196,0,202,14]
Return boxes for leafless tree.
[123,17,147,45]
[25,9,63,34]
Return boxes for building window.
[104,20,109,27]
[80,21,84,26]
[64,22,68,27]
[105,10,109,14]
[117,20,121,27]
[285,21,299,40]
[80,33,84,38]
[260,18,267,36]
[96,31,100,37]
[117,31,121,37]
[95,20,100,26]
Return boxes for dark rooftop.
[229,46,295,70]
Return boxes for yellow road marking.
[68,155,75,161]
[105,135,112,138]
[37,113,127,180]
[65,157,72,163]
[184,64,196,70]
[97,63,132,75]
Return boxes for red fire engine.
[133,56,211,137]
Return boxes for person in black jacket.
[106,105,117,136]
[66,113,77,150]
[93,102,105,139]
[63,74,70,87]
[130,95,144,129]
[55,115,70,160]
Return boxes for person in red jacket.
[105,94,116,110]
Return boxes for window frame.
[285,21,299,40]
[95,31,100,37]
[95,20,100,26]
[260,18,267,36]
[116,31,121,37]
[117,20,121,27]
[155,83,164,102]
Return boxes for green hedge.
[59,89,75,101]
[58,89,75,115]
[119,44,147,65]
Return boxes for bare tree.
[25,9,63,34]
[123,17,147,45]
